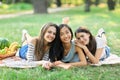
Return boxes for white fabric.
[91,53,120,66]
[0,57,49,68]
[95,37,106,59]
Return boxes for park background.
[0,0,120,80]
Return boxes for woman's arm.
[66,46,87,66]
[83,46,103,64]
[75,40,103,64]
[54,47,87,69]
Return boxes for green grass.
[0,5,120,80]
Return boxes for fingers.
[42,61,53,70]
[54,61,63,65]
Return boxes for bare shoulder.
[30,37,38,45]
[75,45,82,52]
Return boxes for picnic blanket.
[91,54,120,66]
[0,54,120,68]
[0,57,48,68]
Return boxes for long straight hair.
[34,23,62,61]
[75,27,97,56]
[58,24,73,58]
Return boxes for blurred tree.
[24,0,32,3]
[95,0,100,6]
[32,0,48,14]
[107,0,116,10]
[2,0,22,4]
[56,0,61,7]
[85,0,92,12]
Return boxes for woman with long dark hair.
[75,27,110,64]
[54,24,87,69]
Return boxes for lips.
[63,37,71,42]
[47,36,54,42]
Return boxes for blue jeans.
[19,45,28,59]
[100,46,110,61]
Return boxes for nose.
[50,33,55,38]
[80,38,84,42]
[64,34,68,38]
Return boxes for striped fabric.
[42,51,49,61]
[26,43,36,61]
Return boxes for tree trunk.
[107,0,116,10]
[32,0,48,14]
[24,0,32,3]
[95,0,100,6]
[56,0,61,7]
[85,0,91,12]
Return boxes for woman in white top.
[74,27,110,64]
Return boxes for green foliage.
[8,3,32,10]
[61,0,84,5]
[0,3,32,14]
[0,4,9,9]
[0,5,120,80]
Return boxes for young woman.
[74,27,110,64]
[54,24,87,69]
[15,23,62,65]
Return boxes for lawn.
[0,4,120,80]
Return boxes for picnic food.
[0,38,10,50]
[9,42,19,52]
[0,42,19,54]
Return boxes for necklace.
[64,45,71,56]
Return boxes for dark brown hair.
[35,23,59,60]
[58,24,73,59]
[59,24,73,40]
[75,27,96,56]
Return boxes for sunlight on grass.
[107,21,118,27]
[98,3,107,8]
[97,13,110,18]
[0,4,120,80]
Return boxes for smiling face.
[76,32,90,45]
[44,26,56,43]
[60,26,72,44]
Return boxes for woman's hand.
[54,61,72,69]
[57,63,72,69]
[42,61,54,70]
[54,61,63,65]
[74,40,85,49]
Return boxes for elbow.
[83,61,87,66]
[81,61,87,66]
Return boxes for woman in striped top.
[15,23,62,68]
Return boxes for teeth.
[64,38,70,41]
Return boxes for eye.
[53,32,56,35]
[81,35,84,38]
[77,37,80,40]
[48,31,52,33]
[60,32,64,36]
